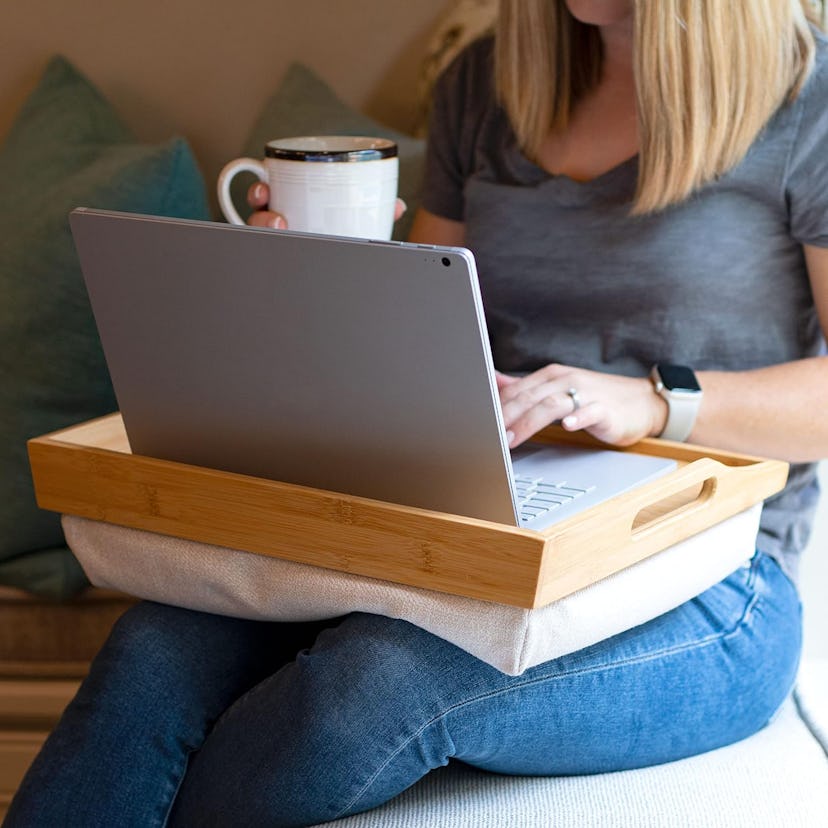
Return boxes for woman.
[7,1,828,825]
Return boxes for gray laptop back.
[70,209,519,524]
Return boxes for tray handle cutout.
[630,460,720,539]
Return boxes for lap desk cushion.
[63,505,761,675]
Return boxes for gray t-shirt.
[422,34,828,581]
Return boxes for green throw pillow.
[234,63,426,241]
[0,56,210,600]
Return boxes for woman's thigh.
[450,551,802,774]
[170,551,801,827]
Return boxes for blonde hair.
[495,0,821,213]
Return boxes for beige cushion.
[63,505,759,675]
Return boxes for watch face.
[659,364,701,393]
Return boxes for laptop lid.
[70,209,677,530]
[69,208,521,525]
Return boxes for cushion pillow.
[0,56,210,599]
[230,63,425,241]
[63,505,760,675]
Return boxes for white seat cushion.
[315,660,828,827]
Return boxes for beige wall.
[0,0,447,189]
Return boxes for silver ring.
[566,387,581,413]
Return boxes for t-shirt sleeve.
[786,45,828,247]
[420,40,492,222]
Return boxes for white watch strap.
[659,389,701,442]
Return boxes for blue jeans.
[4,551,801,828]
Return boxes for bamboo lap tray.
[28,414,789,609]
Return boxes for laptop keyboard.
[514,475,596,525]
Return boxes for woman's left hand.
[496,364,668,448]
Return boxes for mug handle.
[217,158,267,225]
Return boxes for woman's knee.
[89,602,283,714]
[171,614,463,826]
[269,614,483,774]
[101,602,221,676]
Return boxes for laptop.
[69,208,675,530]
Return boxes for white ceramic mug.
[217,136,399,239]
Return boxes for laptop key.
[530,493,570,505]
[525,498,558,510]
[540,484,595,497]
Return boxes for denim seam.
[160,748,197,828]
[335,581,764,818]
[204,655,298,739]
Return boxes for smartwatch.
[650,364,703,442]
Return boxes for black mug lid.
[265,136,397,162]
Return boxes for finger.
[500,379,571,425]
[498,364,572,404]
[247,210,286,229]
[498,373,544,406]
[495,370,519,390]
[394,198,407,221]
[247,182,270,209]
[505,392,574,447]
[562,400,634,446]
[561,400,603,434]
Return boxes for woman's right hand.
[246,182,409,229]
[246,183,286,229]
